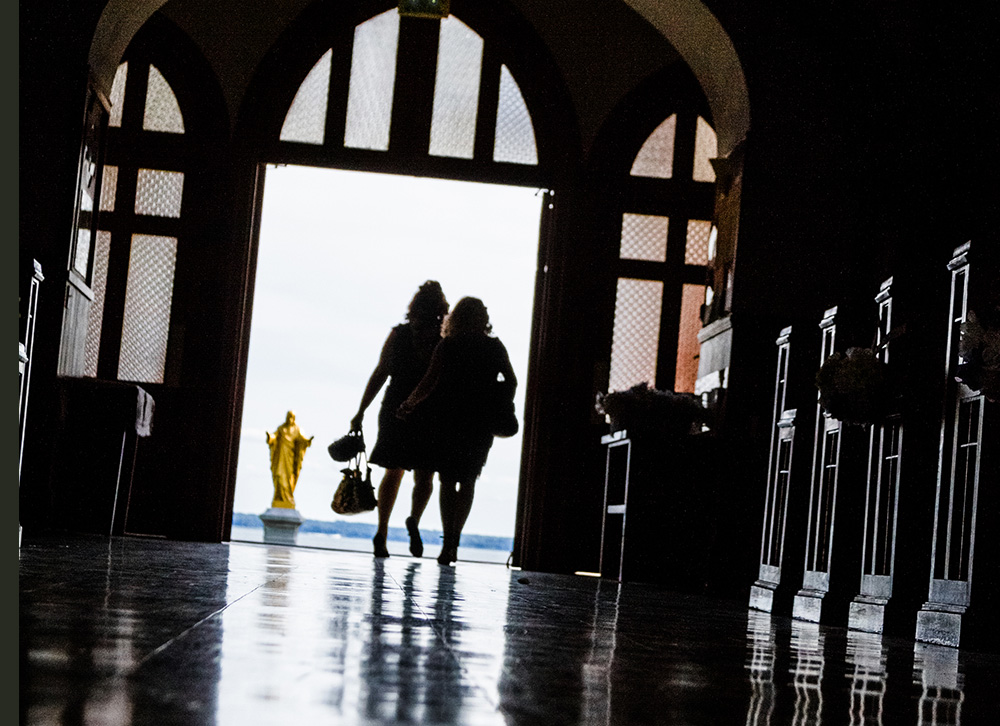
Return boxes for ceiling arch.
[90,1,749,158]
[621,0,749,159]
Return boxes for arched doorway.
[69,2,750,568]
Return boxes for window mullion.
[672,112,698,183]
[96,224,135,379]
[473,44,501,161]
[388,16,440,158]
[325,32,356,150]
[654,218,688,390]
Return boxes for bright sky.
[233,164,543,538]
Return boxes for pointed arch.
[622,0,749,158]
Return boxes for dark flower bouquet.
[815,347,890,425]
[595,382,706,437]
[957,309,1000,403]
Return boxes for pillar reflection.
[846,629,887,726]
[581,579,620,726]
[914,643,964,726]
[259,546,292,633]
[790,619,827,726]
[746,609,778,726]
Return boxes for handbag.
[331,449,377,515]
[490,379,519,438]
[328,429,365,462]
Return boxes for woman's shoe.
[373,534,390,558]
[405,517,424,558]
[437,540,457,565]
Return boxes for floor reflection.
[20,535,1000,725]
[846,629,888,726]
[581,580,620,726]
[914,642,964,726]
[790,620,827,725]
[746,609,779,726]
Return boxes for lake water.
[229,525,513,565]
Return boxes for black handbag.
[328,429,365,462]
[490,379,519,438]
[331,449,377,515]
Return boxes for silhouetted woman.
[352,281,449,558]
[398,297,517,565]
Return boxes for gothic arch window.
[82,58,189,384]
[607,111,716,395]
[267,7,542,185]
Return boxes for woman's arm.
[351,329,396,430]
[397,340,445,418]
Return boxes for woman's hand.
[396,399,415,420]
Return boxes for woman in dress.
[351,280,449,558]
[398,297,517,565]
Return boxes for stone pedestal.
[848,596,889,635]
[260,507,304,545]
[749,580,777,613]
[792,587,825,623]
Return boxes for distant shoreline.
[232,512,514,552]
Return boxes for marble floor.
[19,533,1000,725]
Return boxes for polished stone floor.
[19,533,1000,725]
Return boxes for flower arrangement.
[595,382,706,437]
[957,308,1000,403]
[815,347,890,425]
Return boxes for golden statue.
[266,411,313,509]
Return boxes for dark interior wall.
[19,1,108,529]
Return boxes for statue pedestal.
[259,507,304,545]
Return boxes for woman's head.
[442,296,492,337]
[407,280,449,327]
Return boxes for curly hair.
[406,280,449,326]
[442,296,492,337]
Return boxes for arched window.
[273,8,539,176]
[608,112,717,395]
[81,60,188,384]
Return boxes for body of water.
[230,524,513,565]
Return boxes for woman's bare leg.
[451,479,477,547]
[409,469,435,523]
[404,469,434,557]
[374,468,405,557]
[437,476,475,565]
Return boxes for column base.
[259,507,305,546]
[915,604,964,648]
[749,582,776,613]
[848,597,887,634]
[792,590,825,623]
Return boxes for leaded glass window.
[134,169,185,218]
[693,116,717,182]
[429,16,483,159]
[143,65,185,133]
[280,49,332,144]
[609,278,663,392]
[344,9,400,151]
[620,213,668,262]
[493,65,537,165]
[118,234,178,383]
[108,63,128,128]
[630,114,676,179]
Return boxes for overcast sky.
[232,164,543,538]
